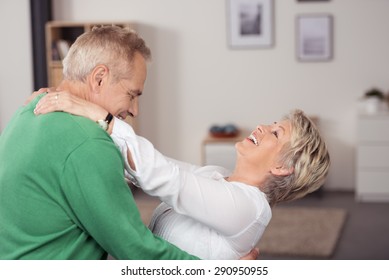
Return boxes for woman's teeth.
[248,134,258,146]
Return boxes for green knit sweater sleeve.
[62,137,199,260]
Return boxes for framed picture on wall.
[296,14,333,61]
[227,0,274,48]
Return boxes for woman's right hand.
[34,90,108,123]
[24,87,56,105]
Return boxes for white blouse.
[111,118,272,259]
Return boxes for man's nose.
[128,99,139,118]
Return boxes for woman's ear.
[89,65,109,93]
[270,166,294,176]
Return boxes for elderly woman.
[34,92,330,259]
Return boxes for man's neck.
[57,80,89,101]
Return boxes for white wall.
[2,0,389,191]
[0,0,33,130]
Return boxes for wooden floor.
[134,190,389,260]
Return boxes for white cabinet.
[356,113,389,202]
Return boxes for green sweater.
[0,95,198,260]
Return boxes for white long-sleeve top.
[111,118,272,259]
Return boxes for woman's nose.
[256,125,264,133]
[256,125,271,134]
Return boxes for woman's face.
[235,120,292,173]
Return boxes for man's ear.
[89,65,109,93]
[270,166,294,176]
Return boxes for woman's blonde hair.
[262,109,330,207]
[62,25,151,82]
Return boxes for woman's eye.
[272,131,278,138]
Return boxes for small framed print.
[297,14,333,61]
[227,0,274,48]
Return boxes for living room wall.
[1,0,389,191]
[0,0,33,131]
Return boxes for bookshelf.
[45,21,137,130]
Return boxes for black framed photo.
[296,14,333,61]
[227,0,274,48]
